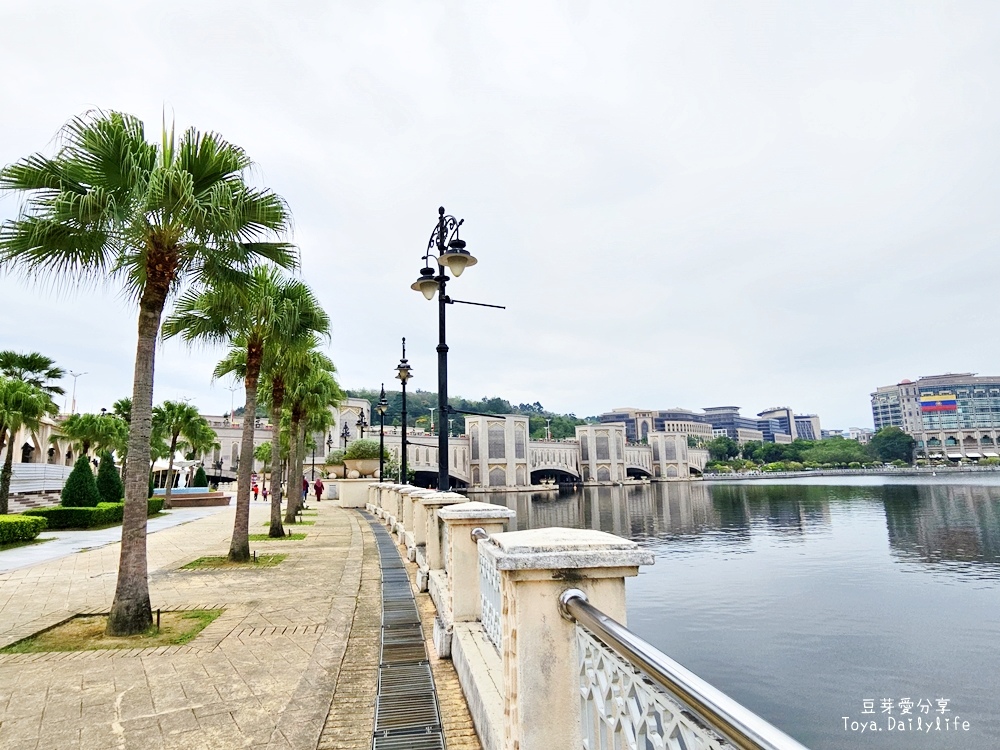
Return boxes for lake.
[486,476,1000,749]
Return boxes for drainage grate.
[361,512,446,749]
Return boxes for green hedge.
[22,499,163,530]
[0,515,47,544]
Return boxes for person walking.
[252,482,259,502]
[302,475,309,504]
[313,477,325,503]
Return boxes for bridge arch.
[530,467,579,484]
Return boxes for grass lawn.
[181,554,286,570]
[0,609,223,653]
[247,533,307,541]
[261,520,314,526]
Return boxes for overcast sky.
[2,1,999,430]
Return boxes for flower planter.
[326,464,345,479]
[344,459,380,478]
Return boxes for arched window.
[515,466,526,486]
[580,436,589,461]
[666,466,678,478]
[515,424,526,459]
[597,466,611,482]
[489,467,506,487]
[488,423,506,459]
[471,426,479,460]
[596,435,610,460]
[472,466,481,485]
[663,440,677,461]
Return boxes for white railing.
[562,590,809,750]
[9,463,73,494]
[577,627,727,750]
[477,529,503,651]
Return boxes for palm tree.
[55,412,125,456]
[163,267,329,560]
[284,359,341,522]
[0,378,58,513]
[0,351,65,468]
[151,401,205,509]
[0,111,295,635]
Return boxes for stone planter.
[326,464,345,479]
[344,459,380,478]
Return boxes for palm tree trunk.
[163,435,177,510]
[229,347,262,562]
[0,429,16,515]
[107,283,166,636]
[284,415,301,523]
[268,385,285,538]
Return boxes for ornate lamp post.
[356,411,368,440]
[395,338,412,483]
[410,207,477,491]
[376,385,388,480]
[340,422,350,450]
[326,433,334,452]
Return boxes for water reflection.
[484,480,1000,576]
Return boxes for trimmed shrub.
[192,466,208,487]
[61,456,102,508]
[148,498,164,515]
[95,451,124,504]
[344,439,387,461]
[325,449,346,465]
[24,502,123,529]
[0,515,47,544]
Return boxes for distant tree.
[706,436,740,461]
[61,455,102,508]
[870,427,915,463]
[95,451,124,503]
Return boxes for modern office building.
[871,373,1000,460]
[702,406,765,444]
[794,414,822,441]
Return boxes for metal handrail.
[470,527,489,542]
[559,589,810,750]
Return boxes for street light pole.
[341,422,350,450]
[411,206,477,492]
[356,411,368,440]
[376,385,388,480]
[68,371,86,414]
[396,338,412,483]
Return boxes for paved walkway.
[0,501,481,750]
[0,507,231,574]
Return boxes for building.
[597,408,713,443]
[794,414,821,441]
[702,406,765,444]
[871,373,1000,460]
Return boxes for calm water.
[487,476,1000,750]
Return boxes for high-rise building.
[871,373,1000,460]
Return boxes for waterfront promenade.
[0,502,480,750]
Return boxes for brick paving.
[0,501,482,750]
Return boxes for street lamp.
[376,385,388,480]
[410,207,477,491]
[340,422,351,450]
[326,433,334,451]
[356,411,368,440]
[67,371,86,414]
[395,337,413,483]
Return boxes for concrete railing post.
[436,502,515,622]
[482,528,653,750]
[418,492,467,589]
[405,489,436,561]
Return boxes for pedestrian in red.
[252,483,259,501]
[314,478,324,503]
